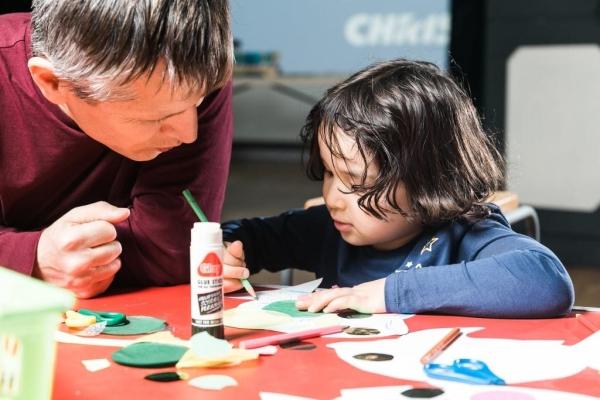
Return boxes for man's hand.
[295,278,387,314]
[223,240,250,293]
[35,201,130,298]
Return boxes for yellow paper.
[176,348,258,369]
[133,331,189,347]
[65,310,96,328]
[223,308,291,330]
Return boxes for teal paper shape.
[262,300,322,318]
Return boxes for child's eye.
[323,169,333,177]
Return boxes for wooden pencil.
[420,327,462,365]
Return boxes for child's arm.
[383,234,574,318]
[221,205,330,275]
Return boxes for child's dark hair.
[300,58,504,226]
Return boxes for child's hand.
[295,278,387,314]
[223,240,250,293]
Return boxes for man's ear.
[28,57,69,105]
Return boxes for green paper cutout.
[112,342,188,368]
[262,300,321,318]
[102,316,166,335]
[190,331,232,358]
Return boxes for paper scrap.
[253,345,278,355]
[74,321,107,337]
[81,358,110,372]
[176,348,258,369]
[188,374,238,390]
[55,331,134,347]
[190,331,232,358]
[133,331,190,347]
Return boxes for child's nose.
[323,185,345,211]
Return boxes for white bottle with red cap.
[190,222,224,338]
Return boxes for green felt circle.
[102,316,166,335]
[112,342,188,368]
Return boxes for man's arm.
[114,81,233,287]
[0,228,43,275]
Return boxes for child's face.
[319,130,423,251]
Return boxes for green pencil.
[182,189,257,299]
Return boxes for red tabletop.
[52,285,600,400]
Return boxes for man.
[0,0,234,298]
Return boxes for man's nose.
[161,109,198,144]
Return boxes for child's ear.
[27,57,69,105]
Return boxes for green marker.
[182,189,257,300]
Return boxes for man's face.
[59,66,205,161]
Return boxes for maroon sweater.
[0,13,233,286]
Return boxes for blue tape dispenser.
[424,358,506,385]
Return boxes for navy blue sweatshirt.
[222,205,574,318]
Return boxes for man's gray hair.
[31,0,233,102]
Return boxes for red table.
[52,285,600,399]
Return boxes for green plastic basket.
[0,267,74,400]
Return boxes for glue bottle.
[190,222,224,338]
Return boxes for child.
[222,59,574,318]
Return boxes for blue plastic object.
[424,358,506,385]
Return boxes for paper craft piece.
[144,371,189,382]
[133,331,189,347]
[112,342,188,368]
[55,331,135,347]
[226,301,409,338]
[81,358,110,372]
[64,310,96,328]
[224,307,293,330]
[260,392,317,400]
[74,321,107,337]
[188,374,238,390]
[329,327,600,385]
[102,316,166,335]
[190,331,232,358]
[175,348,258,368]
[339,383,600,400]
[263,300,322,318]
[253,345,278,355]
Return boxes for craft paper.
[190,331,232,358]
[253,345,278,355]
[339,383,599,400]
[132,331,190,347]
[176,348,258,368]
[188,374,238,390]
[263,300,321,318]
[328,327,600,385]
[81,358,110,372]
[55,331,135,347]
[55,330,190,348]
[224,277,410,337]
[74,321,107,337]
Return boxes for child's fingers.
[223,264,249,280]
[322,296,355,313]
[223,278,243,293]
[296,288,352,313]
[226,240,244,259]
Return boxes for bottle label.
[191,250,224,329]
